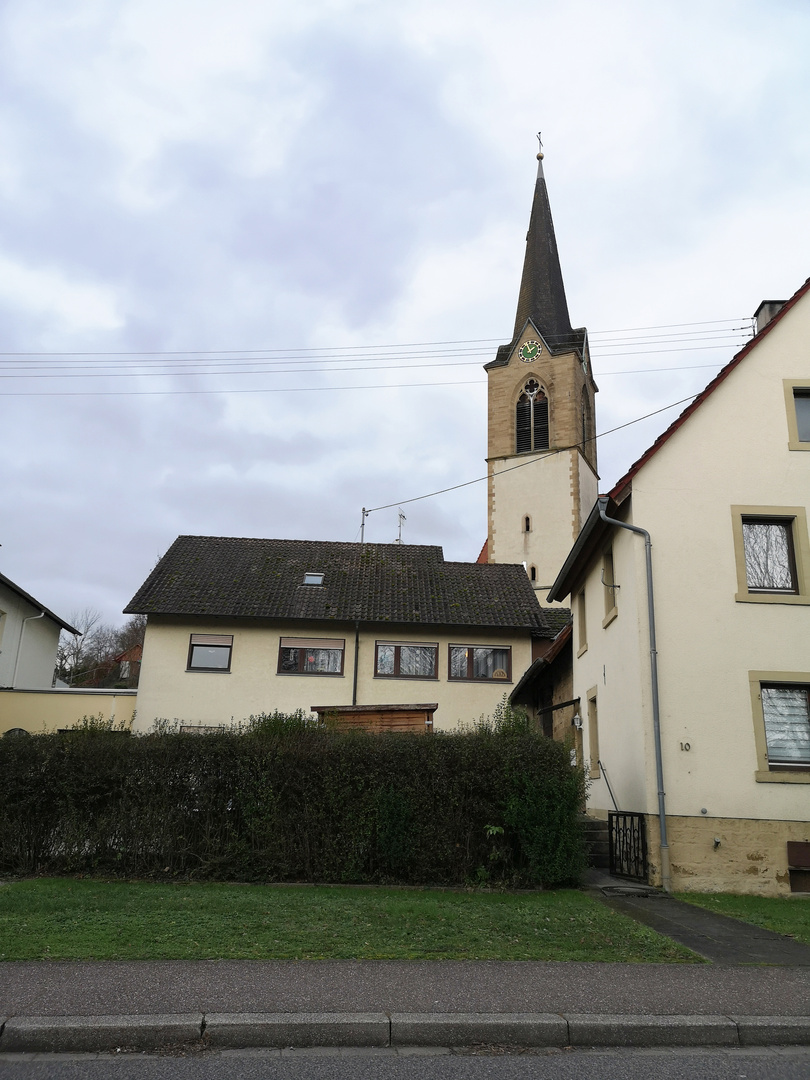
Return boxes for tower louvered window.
[516,380,549,453]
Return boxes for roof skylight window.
[303,572,324,586]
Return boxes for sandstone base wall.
[644,815,810,896]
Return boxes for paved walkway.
[585,870,810,965]
[2,875,810,1054]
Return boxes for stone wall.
[645,814,810,896]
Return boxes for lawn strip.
[680,892,810,946]
[0,878,699,962]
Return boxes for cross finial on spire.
[536,131,544,161]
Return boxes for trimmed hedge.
[0,720,586,887]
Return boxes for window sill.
[735,592,810,605]
[577,644,588,658]
[755,769,810,784]
[448,678,513,685]
[276,671,344,677]
[186,669,231,674]
[374,675,439,681]
[602,607,618,629]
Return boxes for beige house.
[126,537,567,733]
[548,277,810,896]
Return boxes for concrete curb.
[205,1013,389,1049]
[391,1013,568,1047]
[0,1014,203,1054]
[1,1012,809,1053]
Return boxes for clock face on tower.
[518,339,541,363]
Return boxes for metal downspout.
[597,496,671,893]
[12,610,46,689]
[352,622,361,706]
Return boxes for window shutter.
[533,394,549,450]
[280,637,345,650]
[190,634,233,646]
[516,395,531,453]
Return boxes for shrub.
[0,716,586,888]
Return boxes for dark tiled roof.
[125,536,563,635]
[513,163,573,344]
[532,606,571,637]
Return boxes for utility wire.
[0,343,749,383]
[0,318,752,358]
[363,392,700,517]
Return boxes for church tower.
[485,145,598,598]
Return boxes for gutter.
[595,496,671,894]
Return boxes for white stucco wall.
[631,294,810,825]
[489,449,593,596]
[133,616,533,733]
[567,288,810,891]
[0,583,62,689]
[570,517,652,815]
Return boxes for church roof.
[125,535,564,635]
[512,153,574,345]
[485,150,586,369]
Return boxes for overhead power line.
[0,318,752,358]
[363,392,701,518]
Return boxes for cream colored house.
[126,538,567,733]
[548,277,810,896]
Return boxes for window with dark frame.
[794,390,810,443]
[277,637,344,675]
[374,642,438,679]
[187,634,233,672]
[742,518,798,593]
[448,645,511,681]
[761,684,810,767]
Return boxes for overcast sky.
[2,0,810,628]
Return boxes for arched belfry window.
[516,379,549,453]
[524,515,532,533]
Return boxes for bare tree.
[55,610,147,688]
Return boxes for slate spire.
[511,142,574,346]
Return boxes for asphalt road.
[2,1047,810,1080]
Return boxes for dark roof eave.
[609,275,810,502]
[508,657,547,704]
[546,496,618,602]
[0,571,79,634]
[130,607,546,633]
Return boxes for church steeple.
[511,139,574,346]
[483,141,598,590]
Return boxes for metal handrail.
[598,759,619,812]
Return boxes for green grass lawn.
[0,878,699,962]
[680,892,810,946]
